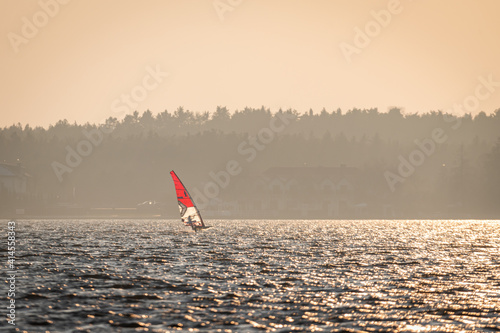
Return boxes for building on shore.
[0,162,31,197]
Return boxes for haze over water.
[7,219,500,332]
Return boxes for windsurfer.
[170,170,209,231]
[186,216,198,231]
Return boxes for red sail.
[170,170,204,228]
[170,170,194,208]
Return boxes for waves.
[4,219,500,332]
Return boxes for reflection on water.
[3,219,500,332]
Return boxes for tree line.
[0,106,499,217]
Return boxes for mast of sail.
[170,170,205,227]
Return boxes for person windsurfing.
[186,216,198,232]
[170,170,210,231]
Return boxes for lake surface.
[2,219,500,332]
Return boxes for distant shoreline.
[1,215,497,221]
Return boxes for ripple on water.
[4,219,500,332]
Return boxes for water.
[2,219,500,332]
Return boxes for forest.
[0,106,499,218]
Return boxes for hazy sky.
[1,0,500,127]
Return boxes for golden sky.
[1,0,500,127]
